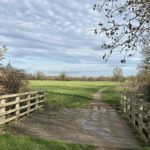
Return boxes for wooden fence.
[121,92,150,143]
[0,91,44,125]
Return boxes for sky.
[0,0,141,76]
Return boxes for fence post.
[0,99,6,124]
[27,94,31,114]
[36,92,39,109]
[16,96,20,117]
[121,93,127,114]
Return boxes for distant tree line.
[26,68,135,82]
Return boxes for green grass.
[140,147,150,150]
[29,80,120,108]
[102,86,121,108]
[0,133,95,150]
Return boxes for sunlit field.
[30,80,120,108]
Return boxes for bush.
[123,79,150,102]
[137,74,150,102]
[0,64,28,94]
[0,73,5,94]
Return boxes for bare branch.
[93,0,150,62]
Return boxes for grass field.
[30,80,120,108]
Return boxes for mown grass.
[0,133,95,150]
[140,147,150,150]
[30,80,120,108]
[102,85,121,108]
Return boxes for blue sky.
[0,0,141,76]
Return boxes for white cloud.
[0,0,141,76]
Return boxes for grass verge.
[0,133,95,150]
[102,85,121,108]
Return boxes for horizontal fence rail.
[0,91,44,125]
[121,92,150,143]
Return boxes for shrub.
[0,63,28,94]
[0,73,5,94]
[122,76,150,102]
[137,73,150,102]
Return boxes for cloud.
[0,0,140,76]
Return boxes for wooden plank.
[0,99,6,123]
[15,96,20,117]
[0,91,44,99]
[0,115,17,125]
[0,104,43,124]
[0,95,44,108]
[19,105,43,117]
[0,100,44,117]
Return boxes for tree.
[139,43,150,73]
[93,0,150,62]
[0,44,7,64]
[59,71,67,80]
[26,73,36,80]
[113,67,124,81]
[35,71,45,80]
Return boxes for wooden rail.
[0,91,44,125]
[121,92,150,143]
